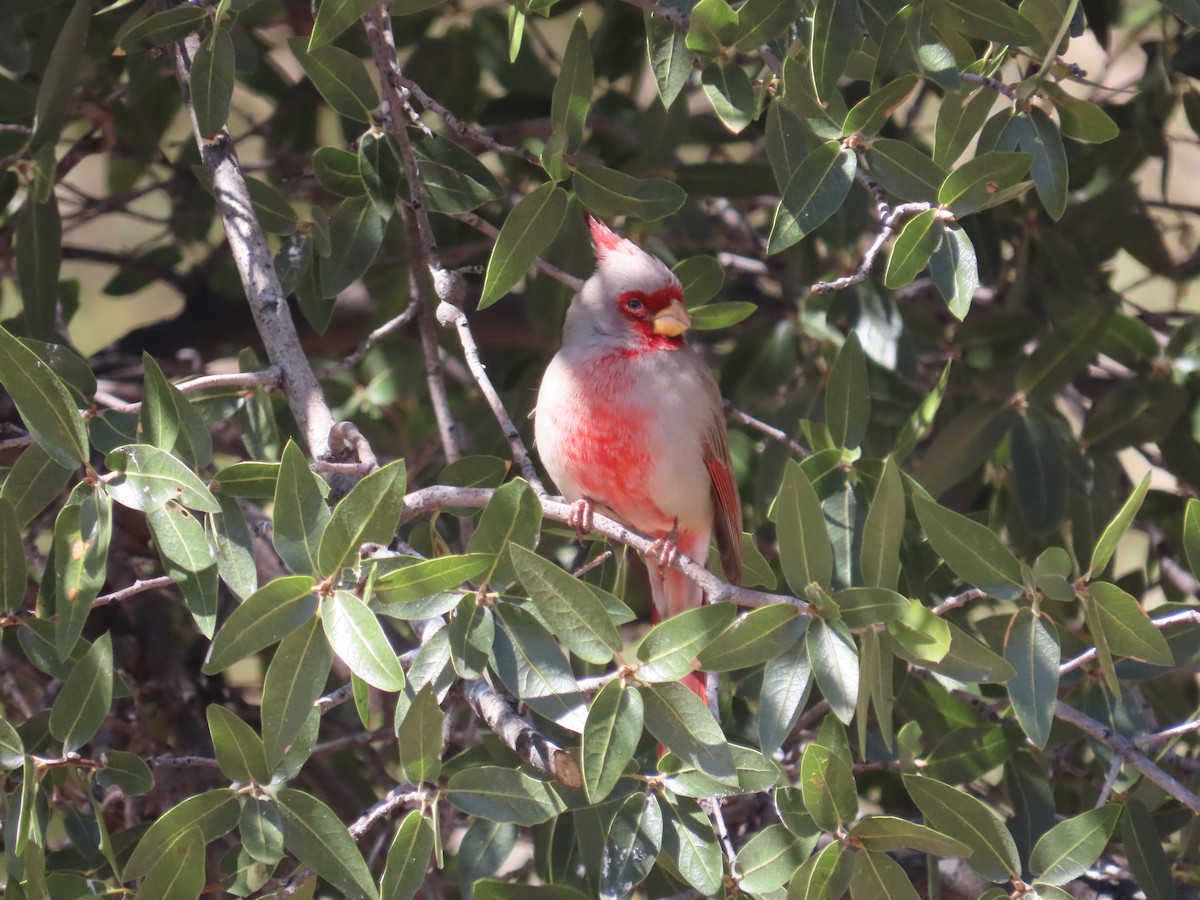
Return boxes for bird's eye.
[625,296,644,312]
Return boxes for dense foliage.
[4,0,1200,897]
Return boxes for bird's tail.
[648,528,710,705]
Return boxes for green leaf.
[124,789,238,879]
[31,0,90,149]
[312,146,364,197]
[0,324,87,468]
[736,823,812,893]
[700,62,759,133]
[191,29,234,138]
[758,637,812,755]
[884,209,940,289]
[479,183,569,309]
[661,797,723,896]
[1185,499,1200,581]
[844,74,921,137]
[288,38,378,121]
[600,793,663,899]
[924,723,1020,785]
[636,602,737,682]
[860,457,904,591]
[885,598,951,663]
[203,575,316,673]
[642,682,737,784]
[810,0,858,101]
[1088,472,1151,577]
[938,151,1034,217]
[686,0,738,53]
[246,177,299,236]
[849,849,920,900]
[508,544,621,664]
[2,441,74,528]
[412,132,505,214]
[696,604,805,671]
[323,590,405,691]
[825,332,869,450]
[148,503,218,637]
[15,197,62,341]
[1030,805,1121,885]
[210,461,280,500]
[999,108,1068,220]
[397,684,444,786]
[54,490,110,656]
[240,797,284,865]
[316,459,405,576]
[572,164,686,221]
[210,493,256,600]
[864,138,946,202]
[380,810,436,900]
[491,603,586,731]
[118,6,205,50]
[777,459,834,593]
[688,301,756,330]
[0,716,24,770]
[277,789,378,900]
[106,444,220,513]
[1004,607,1059,748]
[918,621,1015,683]
[850,816,973,856]
[96,749,154,796]
[800,743,856,831]
[933,0,1041,44]
[1088,582,1173,665]
[582,679,642,803]
[1120,799,1174,900]
[309,0,375,49]
[768,140,857,254]
[646,9,694,108]
[136,826,204,900]
[273,441,330,576]
[913,492,1024,599]
[1043,82,1119,143]
[206,704,269,784]
[448,593,493,678]
[806,617,858,725]
[49,633,113,754]
[261,616,332,769]
[445,767,566,825]
[551,17,593,151]
[735,0,799,49]
[370,553,484,611]
[904,774,1020,883]
[320,193,384,296]
[788,840,853,900]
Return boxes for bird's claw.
[648,525,681,576]
[567,499,594,538]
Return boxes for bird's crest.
[587,215,637,263]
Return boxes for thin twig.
[618,0,689,26]
[99,368,283,415]
[810,202,947,294]
[959,71,1017,100]
[723,401,809,459]
[92,575,176,608]
[436,302,546,494]
[1060,609,1200,676]
[931,588,987,617]
[144,754,222,768]
[322,300,420,378]
[348,784,426,838]
[1135,718,1200,747]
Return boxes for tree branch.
[168,28,337,460]
[461,677,582,788]
[810,201,949,294]
[98,367,283,415]
[401,485,808,610]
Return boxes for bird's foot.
[567,498,594,538]
[648,523,681,575]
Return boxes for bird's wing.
[703,408,743,586]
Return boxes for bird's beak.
[652,299,691,337]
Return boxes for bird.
[534,216,742,693]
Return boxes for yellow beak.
[652,299,691,337]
